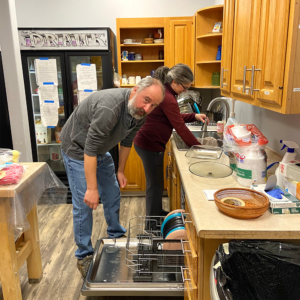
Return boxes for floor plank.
[0,197,182,300]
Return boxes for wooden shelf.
[197,5,224,13]
[121,44,164,47]
[197,33,223,39]
[120,84,136,88]
[194,85,220,89]
[197,60,221,64]
[121,60,164,63]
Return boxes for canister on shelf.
[212,72,220,86]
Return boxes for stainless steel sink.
[173,131,223,151]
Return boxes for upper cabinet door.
[256,0,290,106]
[220,0,235,95]
[230,0,261,102]
[168,19,193,69]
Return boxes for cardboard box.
[268,207,300,214]
[279,159,300,182]
[35,124,51,144]
[251,184,300,208]
[284,177,300,200]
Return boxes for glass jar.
[212,72,220,86]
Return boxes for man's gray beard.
[128,94,146,120]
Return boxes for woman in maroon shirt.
[134,64,208,229]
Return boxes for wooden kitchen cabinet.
[194,5,224,88]
[121,144,169,193]
[256,0,291,106]
[166,141,182,211]
[120,144,146,192]
[221,0,300,114]
[220,0,235,95]
[164,17,195,73]
[116,18,166,88]
[230,0,262,103]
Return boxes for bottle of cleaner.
[275,140,299,189]
[225,112,238,128]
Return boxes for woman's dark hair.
[153,64,194,85]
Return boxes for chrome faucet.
[206,97,231,122]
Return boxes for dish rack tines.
[126,216,185,283]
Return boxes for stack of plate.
[161,209,187,250]
[154,38,164,44]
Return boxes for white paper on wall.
[76,63,97,91]
[40,101,58,127]
[38,85,59,108]
[78,90,97,104]
[35,58,58,86]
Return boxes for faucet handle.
[201,117,208,132]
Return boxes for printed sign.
[19,29,108,50]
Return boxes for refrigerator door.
[65,52,113,111]
[65,52,118,173]
[22,53,68,174]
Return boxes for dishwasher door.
[81,238,184,297]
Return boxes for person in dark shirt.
[134,64,208,227]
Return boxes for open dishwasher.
[82,215,186,297]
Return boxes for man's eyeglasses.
[180,83,189,91]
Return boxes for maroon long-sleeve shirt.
[134,84,201,152]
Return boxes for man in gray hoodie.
[60,77,164,278]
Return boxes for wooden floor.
[0,197,182,300]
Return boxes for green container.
[212,72,220,86]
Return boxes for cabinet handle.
[242,66,252,93]
[220,67,228,88]
[250,65,261,95]
[166,165,171,180]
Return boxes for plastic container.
[236,148,267,187]
[211,72,220,86]
[185,145,223,162]
[275,140,299,189]
[216,45,222,61]
[231,126,252,140]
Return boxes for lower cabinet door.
[120,144,146,192]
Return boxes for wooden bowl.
[144,38,154,44]
[214,188,269,219]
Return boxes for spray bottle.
[275,140,299,189]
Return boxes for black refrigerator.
[0,53,13,150]
[19,28,118,203]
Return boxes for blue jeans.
[61,150,126,259]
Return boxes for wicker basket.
[214,188,269,219]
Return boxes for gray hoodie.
[60,88,145,160]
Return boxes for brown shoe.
[77,255,93,279]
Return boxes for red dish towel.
[0,164,24,185]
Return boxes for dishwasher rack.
[125,216,185,283]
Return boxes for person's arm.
[160,96,201,147]
[117,145,131,188]
[180,113,208,124]
[83,154,99,210]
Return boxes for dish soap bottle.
[275,140,299,189]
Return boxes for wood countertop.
[0,163,46,198]
[171,137,300,240]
